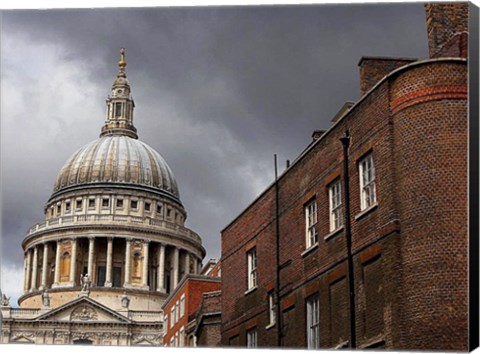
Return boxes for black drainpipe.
[340,130,356,349]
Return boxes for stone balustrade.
[27,214,201,243]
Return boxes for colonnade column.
[105,237,113,287]
[23,254,28,292]
[25,249,32,292]
[124,239,132,287]
[184,252,190,276]
[142,241,149,289]
[157,244,166,293]
[40,243,49,290]
[192,257,198,275]
[172,247,179,290]
[30,246,38,291]
[53,241,61,286]
[87,237,95,279]
[69,238,77,285]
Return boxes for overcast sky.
[0,2,429,305]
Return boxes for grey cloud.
[1,3,428,300]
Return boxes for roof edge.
[220,57,467,234]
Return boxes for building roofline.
[161,274,221,309]
[221,57,467,234]
[357,55,418,66]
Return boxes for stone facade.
[221,3,470,351]
[1,49,205,346]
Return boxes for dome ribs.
[143,142,161,188]
[51,137,181,202]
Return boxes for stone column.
[142,241,150,289]
[30,246,39,291]
[105,238,113,287]
[184,252,190,276]
[69,238,77,285]
[124,239,132,286]
[192,256,198,275]
[157,244,166,293]
[25,249,32,292]
[53,241,61,286]
[23,254,28,292]
[40,243,49,290]
[87,237,95,279]
[198,259,202,274]
[172,247,179,290]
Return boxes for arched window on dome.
[60,251,71,283]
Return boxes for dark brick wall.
[425,3,469,58]
[391,61,468,350]
[221,58,468,350]
[195,291,222,347]
[358,57,416,96]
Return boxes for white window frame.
[246,328,257,348]
[175,301,180,323]
[305,200,318,248]
[306,296,320,349]
[180,294,185,318]
[179,326,185,347]
[359,154,376,210]
[170,337,175,347]
[268,291,276,326]
[328,180,343,232]
[170,307,175,328]
[247,248,257,290]
[164,314,169,333]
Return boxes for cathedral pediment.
[36,296,131,324]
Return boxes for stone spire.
[100,48,138,139]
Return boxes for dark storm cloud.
[1,3,428,300]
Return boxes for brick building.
[221,3,474,351]
[191,290,222,347]
[162,267,221,347]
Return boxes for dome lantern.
[100,48,138,139]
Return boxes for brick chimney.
[358,56,417,96]
[425,2,469,58]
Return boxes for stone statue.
[80,273,91,292]
[121,294,130,309]
[1,293,10,306]
[41,291,50,307]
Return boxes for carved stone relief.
[70,305,98,321]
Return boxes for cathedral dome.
[52,135,180,200]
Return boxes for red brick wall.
[358,57,416,96]
[425,3,469,58]
[391,60,468,350]
[163,277,221,346]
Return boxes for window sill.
[301,242,319,257]
[324,226,344,241]
[359,335,385,349]
[265,323,276,330]
[355,203,378,221]
[244,286,257,296]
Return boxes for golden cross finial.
[118,47,127,69]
